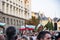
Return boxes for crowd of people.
[0,26,60,40]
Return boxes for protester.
[55,32,60,40]
[0,34,5,40]
[37,31,52,40]
[20,37,28,40]
[32,33,37,40]
[6,26,17,40]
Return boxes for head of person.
[6,26,17,40]
[0,34,5,40]
[0,25,5,34]
[21,37,28,40]
[37,31,52,40]
[55,32,60,40]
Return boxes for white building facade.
[0,0,31,28]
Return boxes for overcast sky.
[31,0,60,18]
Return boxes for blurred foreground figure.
[55,32,60,40]
[0,34,5,40]
[6,26,17,40]
[20,37,28,40]
[37,31,52,40]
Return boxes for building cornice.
[0,11,26,20]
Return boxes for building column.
[21,10,24,18]
[17,8,19,17]
[8,4,10,14]
[15,8,17,16]
[14,7,16,16]
[11,5,13,15]
[18,9,20,17]
[0,0,2,11]
[20,9,21,17]
[4,3,7,13]
[19,9,20,17]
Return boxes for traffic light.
[54,23,57,30]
